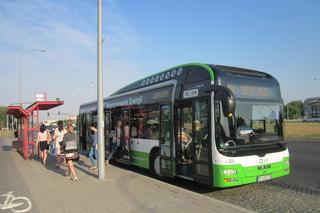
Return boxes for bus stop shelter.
[7,101,64,160]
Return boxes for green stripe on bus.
[111,63,215,95]
[213,156,290,188]
[171,63,215,81]
[131,150,150,169]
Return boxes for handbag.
[65,151,80,161]
[59,141,65,154]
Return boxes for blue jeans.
[106,144,116,161]
[89,147,98,167]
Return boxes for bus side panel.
[131,150,150,169]
[130,138,158,169]
[213,153,290,188]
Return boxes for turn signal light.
[224,178,238,182]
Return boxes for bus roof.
[80,63,279,112]
[111,63,215,96]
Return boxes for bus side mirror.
[207,85,236,117]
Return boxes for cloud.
[0,0,154,117]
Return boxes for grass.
[0,130,14,137]
[285,121,320,140]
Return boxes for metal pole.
[97,0,105,180]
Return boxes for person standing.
[105,129,119,165]
[88,123,98,170]
[62,123,78,181]
[36,124,50,166]
[53,121,66,168]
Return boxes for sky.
[0,0,319,120]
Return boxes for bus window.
[194,100,209,163]
[130,107,139,138]
[215,101,232,147]
[181,106,193,162]
[144,104,159,140]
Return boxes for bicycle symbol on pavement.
[0,191,32,213]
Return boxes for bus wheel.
[150,150,161,177]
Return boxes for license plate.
[257,174,272,182]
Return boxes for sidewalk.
[0,137,251,213]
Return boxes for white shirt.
[54,128,66,143]
[54,128,66,154]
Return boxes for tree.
[284,101,304,119]
[0,106,8,129]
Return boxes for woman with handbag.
[36,124,51,166]
[53,121,66,168]
[62,123,79,181]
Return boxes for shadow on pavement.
[1,145,12,151]
[110,161,216,194]
[42,154,98,179]
[74,164,98,179]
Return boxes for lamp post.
[18,49,46,106]
[97,0,105,180]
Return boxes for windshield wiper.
[220,140,282,151]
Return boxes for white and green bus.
[79,63,290,188]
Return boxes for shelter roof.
[7,106,27,117]
[7,101,64,118]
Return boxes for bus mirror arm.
[205,85,236,117]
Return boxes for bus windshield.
[216,100,284,150]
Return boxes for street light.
[97,0,105,180]
[18,49,46,106]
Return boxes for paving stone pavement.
[0,137,251,213]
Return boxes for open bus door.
[159,103,175,177]
[105,110,111,156]
[120,108,131,164]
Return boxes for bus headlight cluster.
[224,178,238,182]
[223,169,237,175]
[285,160,290,165]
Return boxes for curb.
[286,139,320,142]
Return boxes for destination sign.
[183,89,199,99]
[227,83,278,99]
[105,86,173,108]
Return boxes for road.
[193,139,320,212]
[112,139,320,212]
[2,137,319,212]
[281,139,320,190]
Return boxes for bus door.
[80,114,87,150]
[105,110,111,155]
[176,102,194,179]
[192,99,212,185]
[121,108,131,162]
[159,103,174,177]
[175,99,212,184]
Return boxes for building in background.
[303,97,320,121]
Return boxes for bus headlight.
[223,169,237,175]
[285,160,290,166]
[224,178,238,182]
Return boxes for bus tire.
[150,149,161,177]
